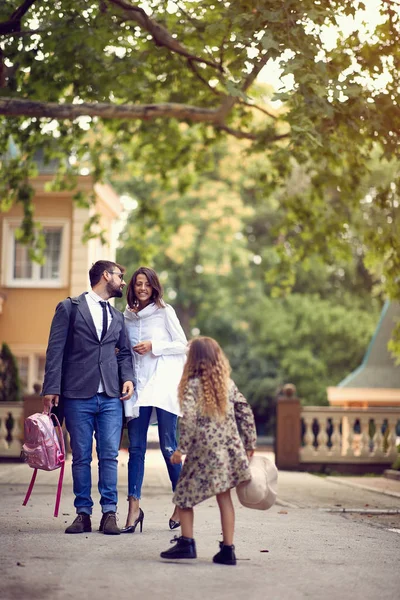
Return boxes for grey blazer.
[42,293,134,399]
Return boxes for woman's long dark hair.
[126,266,165,309]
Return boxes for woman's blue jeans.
[64,394,123,515]
[127,406,182,499]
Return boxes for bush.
[0,343,21,402]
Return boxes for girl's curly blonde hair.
[179,336,230,419]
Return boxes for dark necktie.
[99,301,108,340]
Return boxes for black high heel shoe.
[121,508,144,533]
[169,518,180,530]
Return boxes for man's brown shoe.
[100,511,121,535]
[65,514,92,534]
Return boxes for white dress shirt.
[85,290,112,392]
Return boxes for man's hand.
[133,340,152,355]
[170,450,183,464]
[120,381,134,401]
[43,394,59,414]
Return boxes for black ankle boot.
[213,542,237,565]
[160,535,197,559]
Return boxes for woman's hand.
[246,449,255,459]
[133,340,152,355]
[170,450,183,464]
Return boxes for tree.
[1,0,399,290]
[116,136,381,431]
[0,343,21,402]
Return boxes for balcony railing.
[300,406,399,464]
[276,394,400,472]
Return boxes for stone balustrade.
[300,406,399,464]
[276,395,400,472]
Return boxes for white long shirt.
[123,302,187,419]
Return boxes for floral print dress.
[173,378,257,509]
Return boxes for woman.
[122,267,187,533]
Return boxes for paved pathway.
[1,450,399,600]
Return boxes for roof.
[339,301,400,389]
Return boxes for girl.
[122,267,187,533]
[160,336,257,565]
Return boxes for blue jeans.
[127,406,182,499]
[64,394,123,515]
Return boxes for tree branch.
[0,97,280,141]
[187,58,222,96]
[216,125,258,140]
[241,53,270,92]
[215,53,270,124]
[216,125,289,142]
[175,1,223,69]
[0,27,50,38]
[106,0,223,72]
[238,99,277,120]
[0,96,222,123]
[0,0,36,35]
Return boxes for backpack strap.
[50,412,65,518]
[54,461,65,518]
[65,296,79,351]
[22,469,38,508]
[53,296,79,426]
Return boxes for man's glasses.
[108,271,124,280]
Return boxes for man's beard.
[106,283,123,298]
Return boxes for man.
[42,260,134,535]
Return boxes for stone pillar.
[275,384,301,470]
[23,390,43,421]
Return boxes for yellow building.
[0,169,121,394]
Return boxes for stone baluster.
[345,416,356,457]
[301,415,315,459]
[0,415,7,451]
[0,404,24,457]
[330,417,341,457]
[7,410,22,456]
[316,417,329,458]
[372,418,385,458]
[359,416,370,457]
[386,417,398,460]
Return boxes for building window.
[15,354,46,394]
[36,356,46,389]
[14,227,62,281]
[2,219,70,288]
[16,357,29,393]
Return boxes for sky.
[258,0,388,96]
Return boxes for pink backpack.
[21,412,65,517]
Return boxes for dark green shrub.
[0,343,21,402]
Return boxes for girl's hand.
[170,450,183,464]
[133,340,152,355]
[246,449,255,459]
